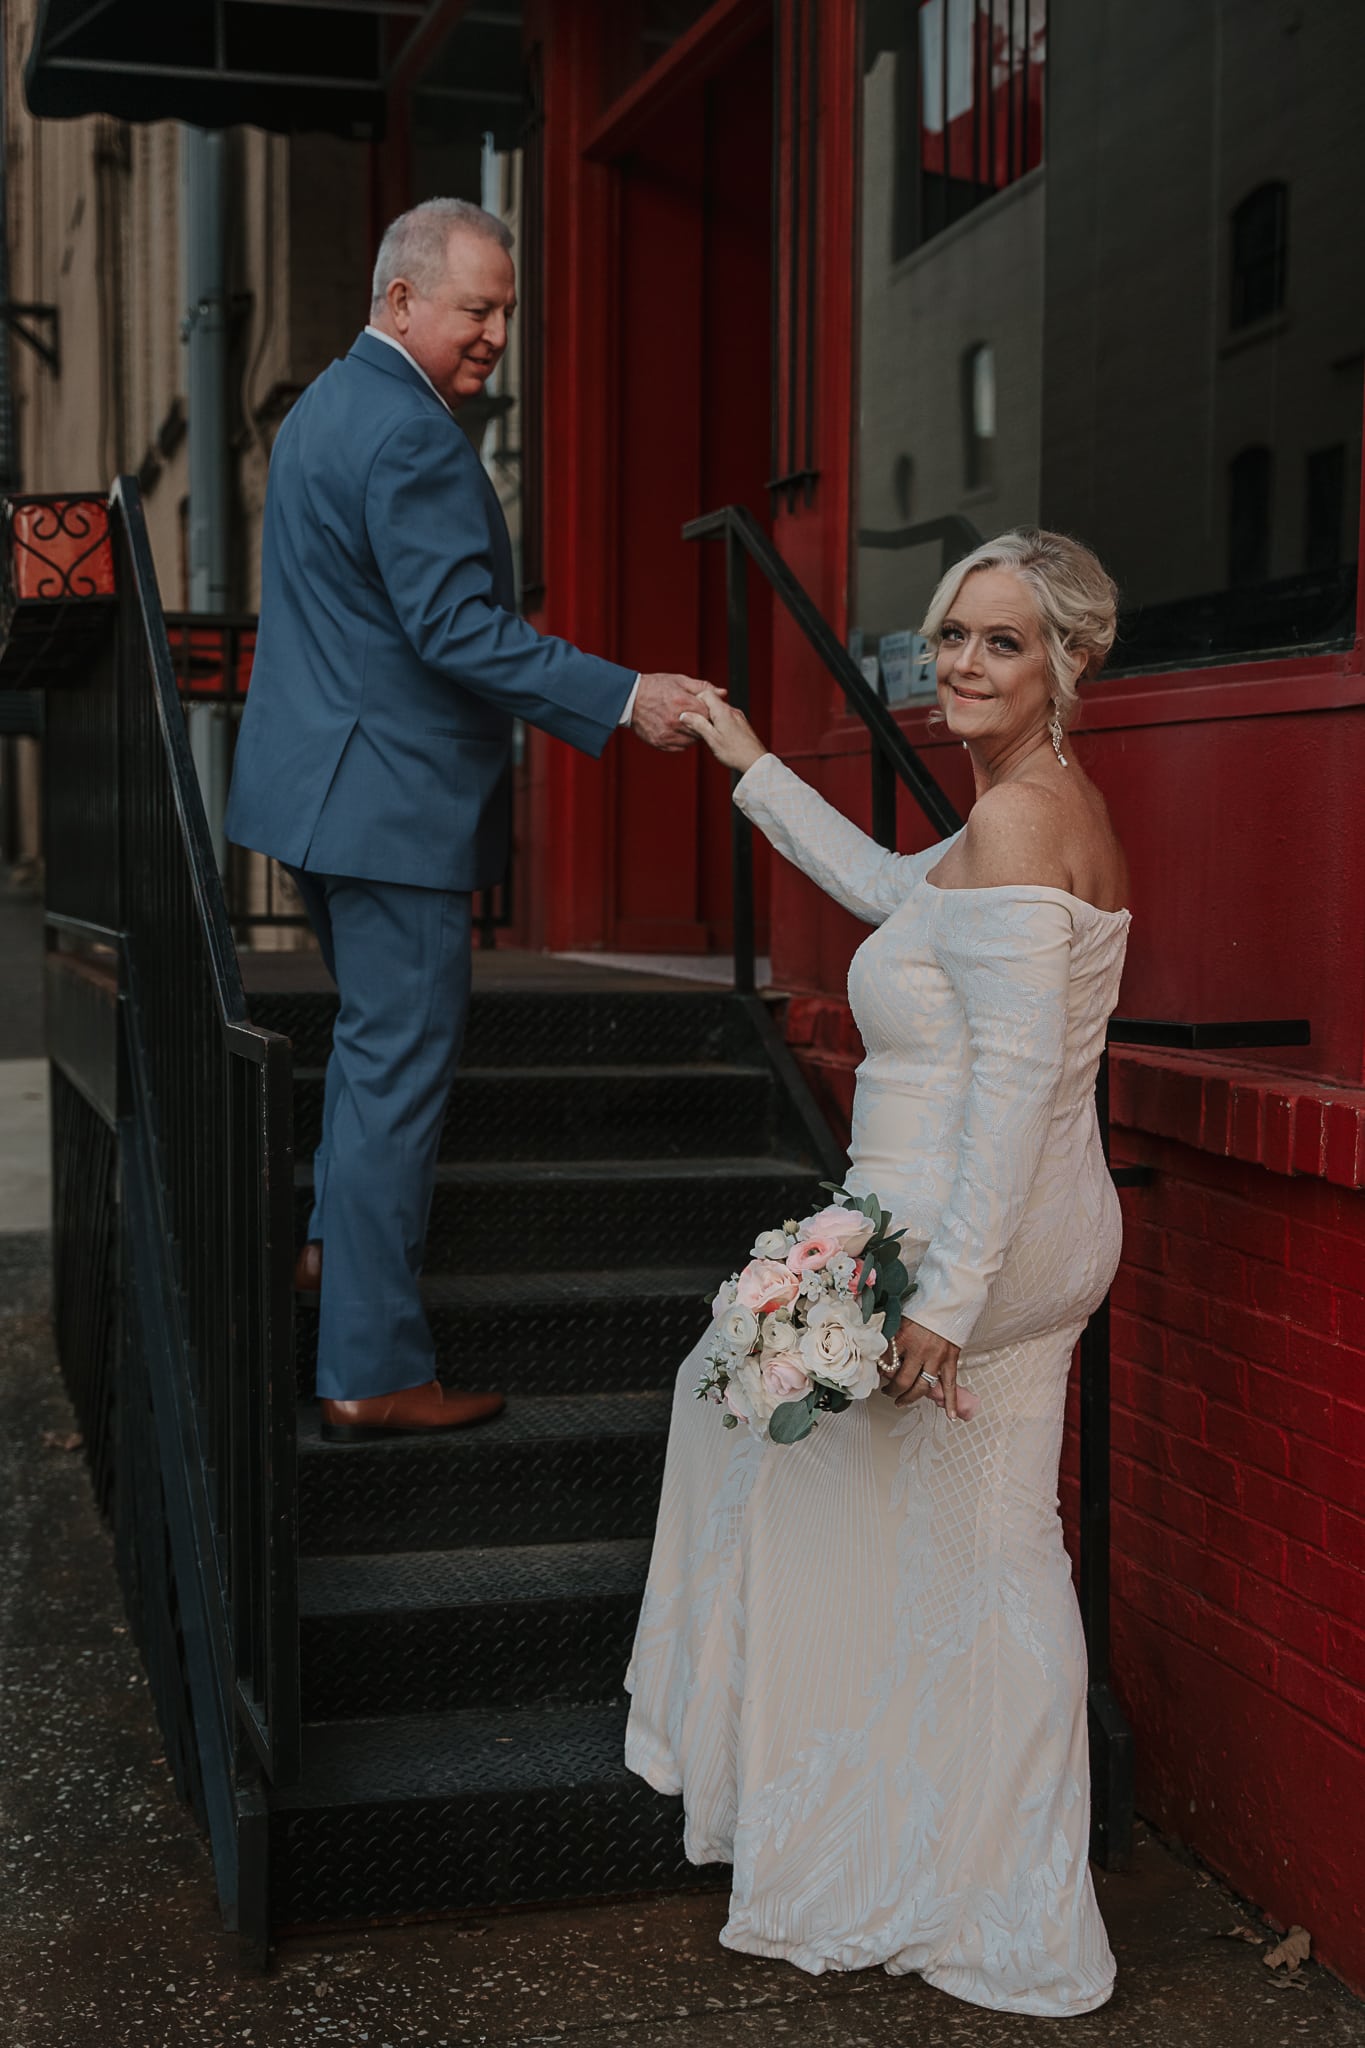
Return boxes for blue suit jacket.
[225,331,636,890]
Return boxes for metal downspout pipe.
[181,128,231,869]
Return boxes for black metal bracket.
[1,301,60,376]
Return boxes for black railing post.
[1080,1044,1134,1871]
[870,747,896,851]
[726,520,756,995]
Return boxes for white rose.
[726,1355,777,1428]
[719,1304,759,1356]
[850,1307,887,1359]
[761,1307,797,1351]
[711,1275,739,1322]
[800,1299,879,1390]
[751,1227,790,1260]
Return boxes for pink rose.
[761,1352,812,1401]
[786,1233,844,1275]
[735,1258,801,1315]
[797,1204,875,1255]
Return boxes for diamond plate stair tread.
[293,1267,715,1399]
[294,1060,767,1083]
[400,1265,717,1309]
[299,1537,650,1617]
[297,1392,675,1555]
[297,1389,672,1453]
[276,1701,658,1809]
[293,1154,815,1191]
[298,1392,671,1458]
[289,1064,780,1163]
[254,986,757,1069]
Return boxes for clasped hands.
[631,673,727,754]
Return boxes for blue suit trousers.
[288,868,472,1401]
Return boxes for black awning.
[22,0,457,140]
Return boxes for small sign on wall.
[878,631,937,703]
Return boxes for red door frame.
[518,0,865,955]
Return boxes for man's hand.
[630,673,719,753]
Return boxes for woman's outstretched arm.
[681,686,935,926]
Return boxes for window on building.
[961,342,996,489]
[874,0,1046,263]
[1231,182,1288,330]
[854,0,1361,678]
[1304,445,1345,574]
[1228,447,1273,588]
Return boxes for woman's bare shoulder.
[957,783,1073,891]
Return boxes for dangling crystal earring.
[1048,704,1068,767]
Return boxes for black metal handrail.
[684,504,964,994]
[42,479,299,1923]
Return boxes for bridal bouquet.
[697,1185,913,1446]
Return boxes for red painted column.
[520,0,620,953]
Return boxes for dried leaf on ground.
[40,1429,83,1452]
[1263,1925,1311,1971]
[1215,1924,1265,1945]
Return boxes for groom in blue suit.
[226,199,709,1439]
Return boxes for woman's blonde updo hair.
[920,528,1118,734]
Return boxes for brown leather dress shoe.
[294,1239,323,1293]
[320,1379,505,1442]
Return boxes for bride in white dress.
[624,530,1131,2018]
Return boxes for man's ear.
[386,278,413,333]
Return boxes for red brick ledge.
[777,996,1365,1190]
[1112,1050,1365,1191]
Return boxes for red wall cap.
[1113,1049,1365,1190]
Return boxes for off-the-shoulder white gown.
[624,753,1130,2017]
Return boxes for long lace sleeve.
[910,896,1074,1349]
[733,753,933,926]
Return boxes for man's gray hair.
[370,198,513,309]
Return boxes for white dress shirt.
[364,325,640,727]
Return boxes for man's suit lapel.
[348,330,517,608]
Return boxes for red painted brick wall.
[1099,1123,1365,1990]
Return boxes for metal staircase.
[249,974,841,1929]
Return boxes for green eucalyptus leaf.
[768,1394,817,1445]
